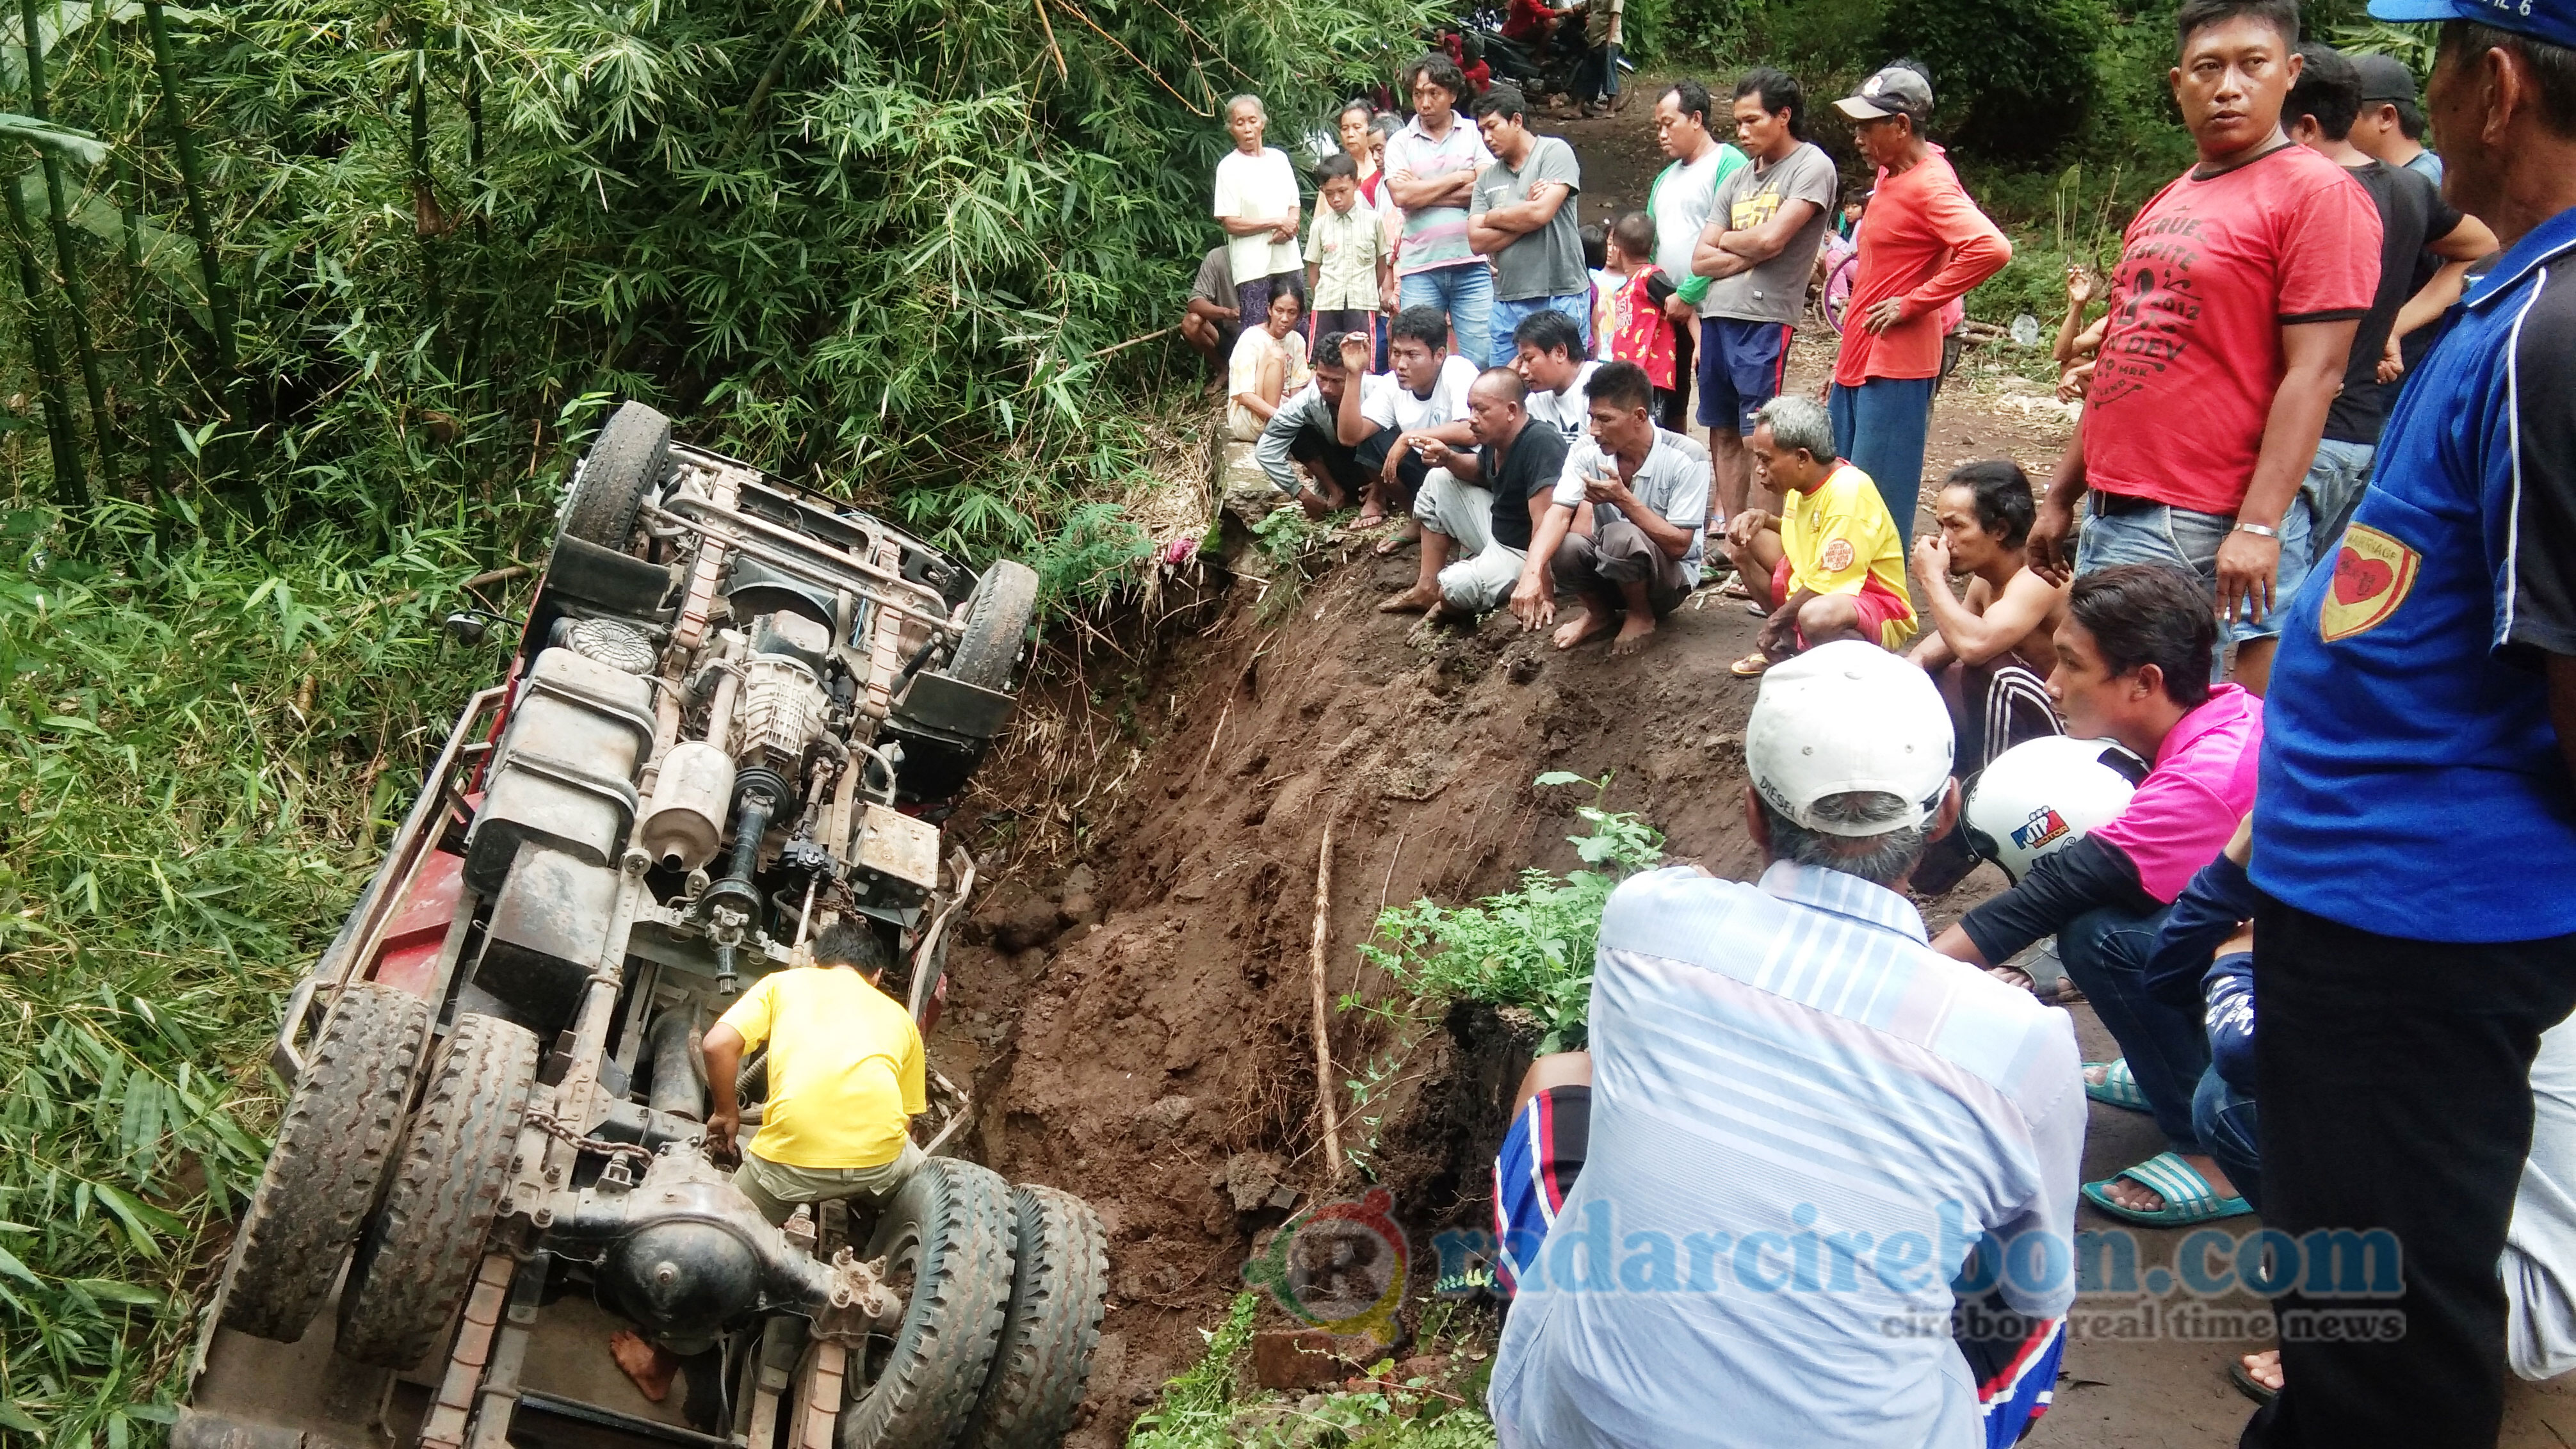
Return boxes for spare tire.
[940,562,1038,697]
[838,1157,1016,1449]
[962,1185,1109,1449]
[334,1013,540,1367]
[218,982,433,1341]
[560,401,672,553]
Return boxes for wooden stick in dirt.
[1310,818,1343,1182]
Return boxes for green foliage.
[1125,1291,1498,1449]
[1356,773,1663,1054]
[0,503,485,1436]
[1125,1293,1261,1449]
[1879,0,2107,159]
[4,0,1440,567]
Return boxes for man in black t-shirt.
[1378,366,1572,622]
[2287,44,2499,556]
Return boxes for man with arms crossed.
[1509,361,1710,657]
[1469,85,1589,364]
[1384,53,1498,366]
[1692,67,1839,528]
[1486,642,2080,1449]
[2027,0,2383,695]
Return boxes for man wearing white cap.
[1486,641,2084,1449]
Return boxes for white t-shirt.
[1214,147,1303,286]
[1226,327,1310,441]
[1523,360,1600,446]
[1359,354,1479,434]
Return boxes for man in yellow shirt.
[1720,393,1917,676]
[702,919,927,1225]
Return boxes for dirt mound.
[929,540,1797,1441]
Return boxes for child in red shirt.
[1601,211,1676,408]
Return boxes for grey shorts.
[733,1137,926,1226]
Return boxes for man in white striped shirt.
[1487,642,2084,1448]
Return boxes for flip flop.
[2080,1151,2255,1227]
[2083,1059,2151,1113]
[1372,531,1418,557]
[1729,651,1770,677]
[1718,576,1753,599]
[2229,1359,2279,1406]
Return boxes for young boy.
[1581,223,1613,360]
[1600,211,1676,419]
[1306,154,1390,362]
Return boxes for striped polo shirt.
[1384,113,1493,277]
[1487,862,2084,1449]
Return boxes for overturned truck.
[178,403,1106,1449]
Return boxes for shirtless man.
[1908,460,2071,778]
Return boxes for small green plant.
[1124,1291,1498,1449]
[1354,773,1664,1053]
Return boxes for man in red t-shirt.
[2027,0,2381,695]
[1826,64,2013,551]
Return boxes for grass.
[0,502,489,1438]
[1124,1293,1499,1449]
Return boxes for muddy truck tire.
[838,1157,1016,1449]
[561,400,671,551]
[218,982,433,1342]
[962,1184,1109,1449]
[335,1013,540,1367]
[941,561,1039,695]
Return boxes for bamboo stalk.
[1,175,81,506]
[22,0,115,499]
[111,153,173,506]
[1309,816,1342,1183]
[140,0,233,395]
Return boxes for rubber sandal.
[2083,1058,2151,1113]
[1719,576,1752,599]
[2229,1359,2279,1406]
[1729,651,1770,677]
[2080,1151,2255,1227]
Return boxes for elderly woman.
[1212,94,1303,328]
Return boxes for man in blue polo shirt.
[2248,4,2576,1443]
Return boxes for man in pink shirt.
[1932,564,2263,1227]
[1827,64,2012,549]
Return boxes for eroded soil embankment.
[923,538,1833,1443]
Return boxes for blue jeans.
[1827,376,1936,550]
[2301,437,2377,570]
[2059,903,2210,1155]
[1491,291,1591,364]
[1400,263,1496,368]
[2192,1068,2261,1213]
[2073,490,2313,648]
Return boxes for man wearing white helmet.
[1930,562,2263,1229]
[1487,640,2082,1449]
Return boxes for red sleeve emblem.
[1819,538,1856,573]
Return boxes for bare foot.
[608,1329,677,1403]
[2098,1153,2237,1215]
[1377,583,1441,614]
[1608,612,1658,657]
[1551,609,1619,651]
[2241,1349,2283,1393]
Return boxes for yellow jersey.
[1781,462,1917,645]
[718,966,925,1169]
